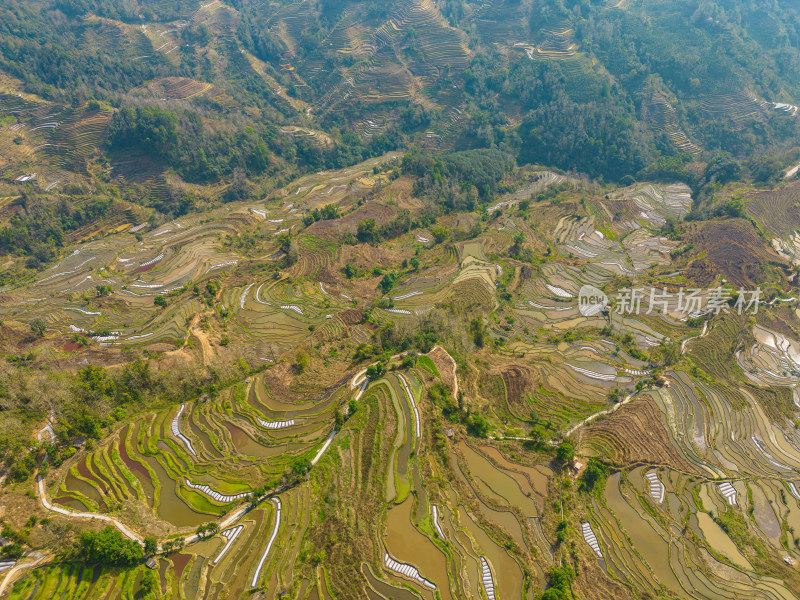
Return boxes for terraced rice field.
[644,92,702,155]
[9,148,800,599]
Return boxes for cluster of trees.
[56,358,224,442]
[0,193,115,263]
[108,107,276,184]
[75,526,143,566]
[354,210,427,245]
[303,204,340,226]
[402,149,513,210]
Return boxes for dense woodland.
[2,0,800,192]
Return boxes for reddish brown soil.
[580,394,699,473]
[683,218,785,287]
[499,365,538,407]
[62,340,83,352]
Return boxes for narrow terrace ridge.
[397,373,421,439]
[257,417,296,429]
[251,498,282,587]
[431,505,445,539]
[718,482,737,505]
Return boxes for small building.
[72,436,88,449]
[145,557,158,569]
[784,556,796,566]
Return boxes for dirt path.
[681,321,708,354]
[0,552,46,598]
[563,392,635,438]
[36,475,144,543]
[188,314,215,366]
[427,345,459,399]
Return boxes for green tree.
[153,295,168,308]
[140,568,159,598]
[466,414,490,437]
[580,459,608,493]
[291,456,312,476]
[296,349,310,373]
[379,272,397,294]
[30,318,46,337]
[556,442,574,465]
[430,224,450,244]
[144,537,157,555]
[357,219,377,243]
[470,319,486,347]
[75,526,143,566]
[195,523,219,540]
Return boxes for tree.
[144,537,158,555]
[657,340,679,366]
[153,295,168,308]
[357,219,377,243]
[541,563,574,599]
[291,456,311,476]
[556,442,574,465]
[140,568,159,598]
[366,362,386,379]
[30,318,46,337]
[195,523,219,540]
[95,285,113,297]
[224,167,252,203]
[161,539,184,555]
[378,272,397,294]
[470,319,486,347]
[580,459,608,493]
[296,349,310,373]
[430,224,450,244]
[466,414,490,437]
[75,526,143,566]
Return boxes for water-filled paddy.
[362,564,419,600]
[142,455,210,527]
[604,473,683,594]
[458,507,524,600]
[384,497,452,599]
[696,512,752,570]
[459,442,539,516]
